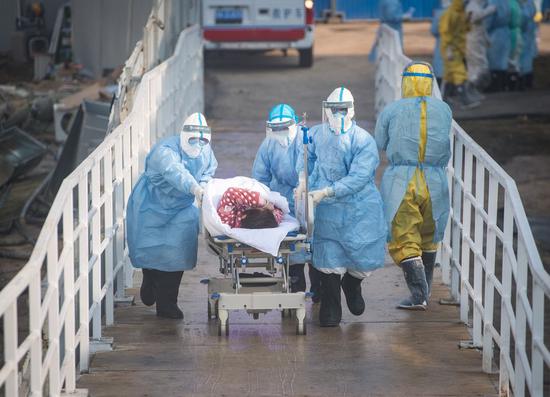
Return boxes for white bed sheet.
[202,176,300,256]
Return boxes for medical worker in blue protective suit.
[431,3,448,86]
[127,112,218,319]
[252,104,320,298]
[297,87,387,327]
[519,0,538,88]
[486,0,511,91]
[375,62,452,310]
[368,0,414,62]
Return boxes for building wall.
[71,0,154,77]
[0,0,18,53]
[315,0,550,19]
[315,0,462,19]
[0,0,69,54]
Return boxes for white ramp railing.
[0,21,203,397]
[375,24,550,397]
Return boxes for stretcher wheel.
[218,320,229,336]
[281,309,291,318]
[207,299,219,320]
[296,321,306,335]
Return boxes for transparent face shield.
[180,124,211,158]
[182,124,211,136]
[266,118,297,147]
[401,61,434,98]
[322,100,354,135]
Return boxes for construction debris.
[30,95,54,122]
[0,127,47,185]
[0,84,30,98]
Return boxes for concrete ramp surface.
[78,250,497,396]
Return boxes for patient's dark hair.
[240,208,278,229]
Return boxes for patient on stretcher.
[217,187,284,229]
[202,176,300,255]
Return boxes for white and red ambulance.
[202,0,315,67]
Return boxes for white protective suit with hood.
[466,0,497,86]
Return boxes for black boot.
[319,272,342,327]
[341,273,365,315]
[397,257,429,311]
[486,71,500,92]
[506,72,520,91]
[308,264,321,303]
[421,251,437,298]
[524,73,533,89]
[289,263,306,292]
[140,269,156,306]
[442,82,455,102]
[497,71,507,92]
[154,270,184,319]
[456,84,480,109]
[466,82,485,101]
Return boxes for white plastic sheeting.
[202,177,299,256]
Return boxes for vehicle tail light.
[305,1,314,25]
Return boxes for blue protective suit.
[375,97,452,245]
[487,0,512,71]
[369,0,404,62]
[252,137,302,215]
[127,135,218,271]
[381,0,405,40]
[298,123,387,272]
[520,0,537,74]
[252,136,310,264]
[431,9,445,79]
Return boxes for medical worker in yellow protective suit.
[375,62,452,310]
[440,0,480,108]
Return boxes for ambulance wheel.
[299,47,313,68]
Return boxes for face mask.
[266,121,297,148]
[325,108,354,135]
[181,131,210,158]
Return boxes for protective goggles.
[188,136,209,146]
[266,118,296,133]
[182,125,211,134]
[323,101,353,112]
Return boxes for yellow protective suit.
[388,168,438,263]
[376,62,452,265]
[439,0,469,85]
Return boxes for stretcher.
[203,125,314,336]
[204,231,310,335]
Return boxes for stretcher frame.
[204,125,313,336]
[205,232,310,335]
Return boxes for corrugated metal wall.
[315,0,550,19]
[315,0,450,19]
[71,0,200,78]
[71,0,154,77]
[0,0,17,53]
